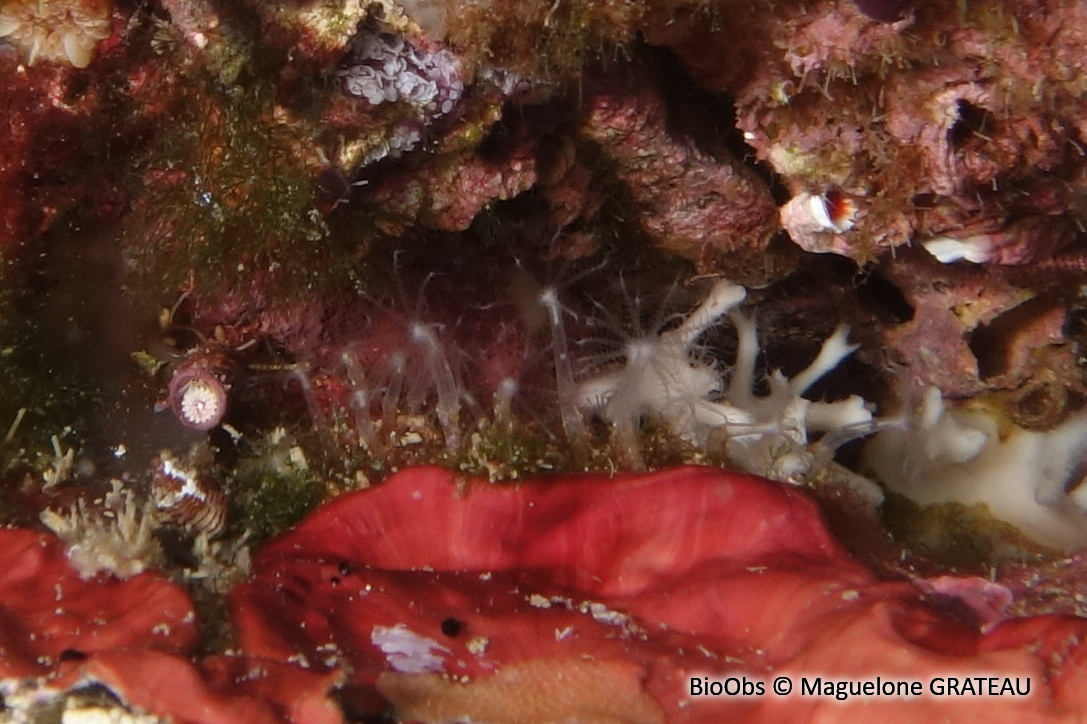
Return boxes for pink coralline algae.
[231,466,1087,722]
[369,137,539,233]
[880,67,1071,241]
[579,79,778,268]
[852,0,913,23]
[645,0,1087,261]
[877,248,1079,398]
[0,55,120,251]
[0,14,123,254]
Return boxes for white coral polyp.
[0,0,112,69]
[576,279,873,478]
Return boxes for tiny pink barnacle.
[168,365,228,430]
[780,188,860,255]
[808,188,857,233]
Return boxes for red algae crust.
[233,465,1087,723]
[0,528,340,724]
[0,528,196,680]
[3,468,1087,722]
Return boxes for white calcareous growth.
[920,234,995,264]
[576,279,874,477]
[337,29,464,166]
[864,388,1087,551]
[0,0,113,68]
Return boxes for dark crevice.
[948,100,994,147]
[969,295,1060,379]
[856,271,915,324]
[648,43,791,205]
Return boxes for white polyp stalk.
[672,280,746,348]
[381,352,407,438]
[690,399,753,436]
[613,417,644,470]
[605,340,657,470]
[804,396,873,434]
[431,353,463,451]
[290,367,324,429]
[540,288,589,458]
[493,377,518,432]
[411,323,462,451]
[341,350,381,452]
[818,416,903,453]
[727,310,759,408]
[789,325,857,395]
[719,419,784,439]
[919,386,945,430]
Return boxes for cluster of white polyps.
[339,31,463,119]
[337,315,466,456]
[575,279,874,477]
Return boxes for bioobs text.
[690,676,764,696]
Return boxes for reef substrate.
[5,0,1087,721]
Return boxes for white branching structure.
[575,279,873,477]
